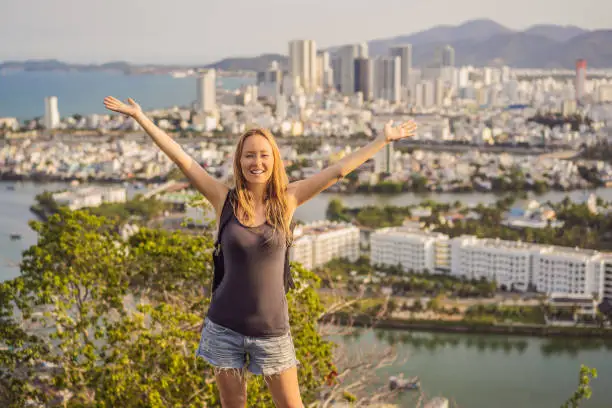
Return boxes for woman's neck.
[246,183,267,205]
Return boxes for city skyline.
[2,0,612,65]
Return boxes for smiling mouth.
[250,169,265,175]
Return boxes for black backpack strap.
[212,189,235,293]
[215,189,235,249]
[283,220,297,293]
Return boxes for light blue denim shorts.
[196,317,300,376]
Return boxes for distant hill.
[2,20,611,72]
[353,19,612,68]
[225,19,612,70]
[523,24,588,42]
[204,53,287,71]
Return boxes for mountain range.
[2,19,611,73]
[208,19,612,71]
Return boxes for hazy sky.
[2,0,611,64]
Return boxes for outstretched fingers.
[400,121,418,137]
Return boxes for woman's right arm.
[103,96,227,212]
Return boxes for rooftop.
[294,220,357,237]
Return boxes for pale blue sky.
[2,0,611,64]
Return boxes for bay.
[0,71,254,121]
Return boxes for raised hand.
[382,119,418,142]
[103,96,142,117]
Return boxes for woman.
[103,96,417,408]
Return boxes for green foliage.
[326,198,351,223]
[561,365,597,408]
[465,304,546,325]
[0,209,334,407]
[354,205,411,229]
[34,191,60,212]
[88,197,170,224]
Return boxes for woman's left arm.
[287,120,417,206]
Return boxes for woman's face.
[240,134,274,185]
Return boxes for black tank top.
[206,194,289,337]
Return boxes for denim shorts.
[196,317,300,376]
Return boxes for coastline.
[324,312,612,339]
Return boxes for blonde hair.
[232,128,292,245]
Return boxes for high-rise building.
[434,78,445,106]
[354,58,373,100]
[196,70,217,113]
[575,59,587,102]
[374,142,394,174]
[44,96,60,129]
[437,45,455,67]
[257,62,283,101]
[413,82,424,107]
[374,56,401,103]
[316,51,332,90]
[338,43,368,95]
[331,57,342,92]
[289,40,317,94]
[389,45,412,100]
[417,80,435,107]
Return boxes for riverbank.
[325,312,612,339]
[0,170,599,203]
[0,171,168,184]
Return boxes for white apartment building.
[197,70,216,114]
[368,228,610,297]
[450,236,535,291]
[289,221,360,270]
[52,186,127,210]
[370,227,450,273]
[533,248,604,299]
[602,255,612,302]
[44,96,60,129]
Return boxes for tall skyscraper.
[437,45,455,67]
[289,40,317,94]
[257,62,283,101]
[44,96,60,129]
[316,51,332,89]
[374,57,401,103]
[434,78,445,106]
[374,143,394,174]
[339,43,368,95]
[354,58,374,100]
[331,57,342,92]
[575,59,587,102]
[197,69,217,113]
[389,45,412,98]
[417,80,435,107]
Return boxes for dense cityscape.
[2,27,612,407]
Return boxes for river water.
[336,329,612,408]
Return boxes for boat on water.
[10,233,22,240]
[389,374,420,391]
